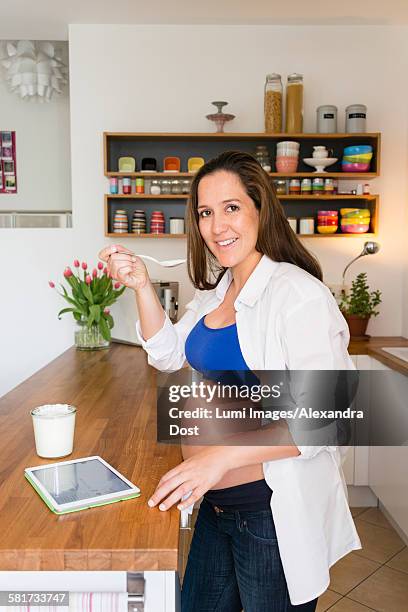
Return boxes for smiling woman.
[99,150,361,612]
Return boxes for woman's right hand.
[98,244,150,291]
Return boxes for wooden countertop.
[0,344,182,571]
[349,336,408,375]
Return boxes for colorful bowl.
[341,223,370,233]
[163,157,181,172]
[341,162,370,172]
[343,145,373,156]
[343,153,373,163]
[341,208,370,220]
[317,225,338,234]
[276,157,298,173]
[188,157,205,173]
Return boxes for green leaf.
[81,282,94,304]
[57,307,76,320]
[88,304,101,326]
[99,316,111,342]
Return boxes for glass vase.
[74,319,110,350]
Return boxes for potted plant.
[340,272,382,338]
[49,259,126,350]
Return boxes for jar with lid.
[254,145,272,171]
[324,178,334,194]
[182,180,191,194]
[150,180,161,195]
[289,179,301,194]
[264,74,283,133]
[273,179,287,195]
[316,105,338,134]
[301,178,312,194]
[160,180,171,195]
[285,74,303,133]
[171,180,182,194]
[345,104,367,133]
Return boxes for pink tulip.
[98,262,103,270]
[73,259,80,268]
[104,267,108,275]
[48,281,55,288]
[64,267,73,278]
[81,262,88,270]
[114,282,121,289]
[104,308,110,315]
[92,268,98,278]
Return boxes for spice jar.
[273,179,287,195]
[136,177,144,194]
[316,105,338,134]
[254,145,272,171]
[150,180,161,195]
[285,73,303,133]
[345,104,367,133]
[122,177,131,195]
[171,180,182,194]
[160,180,171,194]
[312,177,324,194]
[301,178,312,194]
[289,179,300,194]
[324,178,334,194]
[182,180,191,194]
[264,74,283,133]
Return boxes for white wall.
[0,41,71,211]
[1,24,408,398]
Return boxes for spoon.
[137,254,186,268]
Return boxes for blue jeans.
[181,499,318,612]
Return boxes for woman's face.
[197,170,260,269]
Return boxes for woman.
[99,151,361,611]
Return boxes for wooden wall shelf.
[104,132,381,238]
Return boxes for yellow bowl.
[188,157,205,173]
[317,225,338,234]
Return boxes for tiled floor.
[180,506,407,611]
[317,507,408,612]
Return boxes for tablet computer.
[25,456,141,514]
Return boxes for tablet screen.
[31,458,132,505]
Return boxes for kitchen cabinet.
[368,358,408,538]
[103,132,380,238]
[0,344,183,610]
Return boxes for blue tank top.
[184,315,272,510]
[185,315,250,373]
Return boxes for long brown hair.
[186,150,322,289]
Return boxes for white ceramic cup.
[31,404,76,458]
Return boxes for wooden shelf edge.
[104,131,381,139]
[105,233,186,238]
[105,171,379,180]
[104,232,376,239]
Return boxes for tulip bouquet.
[49,259,126,349]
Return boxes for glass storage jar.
[160,180,171,194]
[285,73,303,133]
[273,179,287,195]
[264,73,283,133]
[171,180,182,194]
[182,180,191,194]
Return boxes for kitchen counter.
[348,336,408,375]
[0,344,182,571]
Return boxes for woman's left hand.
[148,447,229,511]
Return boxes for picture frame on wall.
[0,131,17,193]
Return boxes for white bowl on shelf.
[303,157,338,173]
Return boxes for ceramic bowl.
[341,223,370,233]
[277,141,300,150]
[276,149,299,158]
[317,225,338,234]
[341,161,370,172]
[343,145,373,156]
[276,158,299,173]
[343,153,373,163]
[341,208,370,220]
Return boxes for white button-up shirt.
[136,255,362,605]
